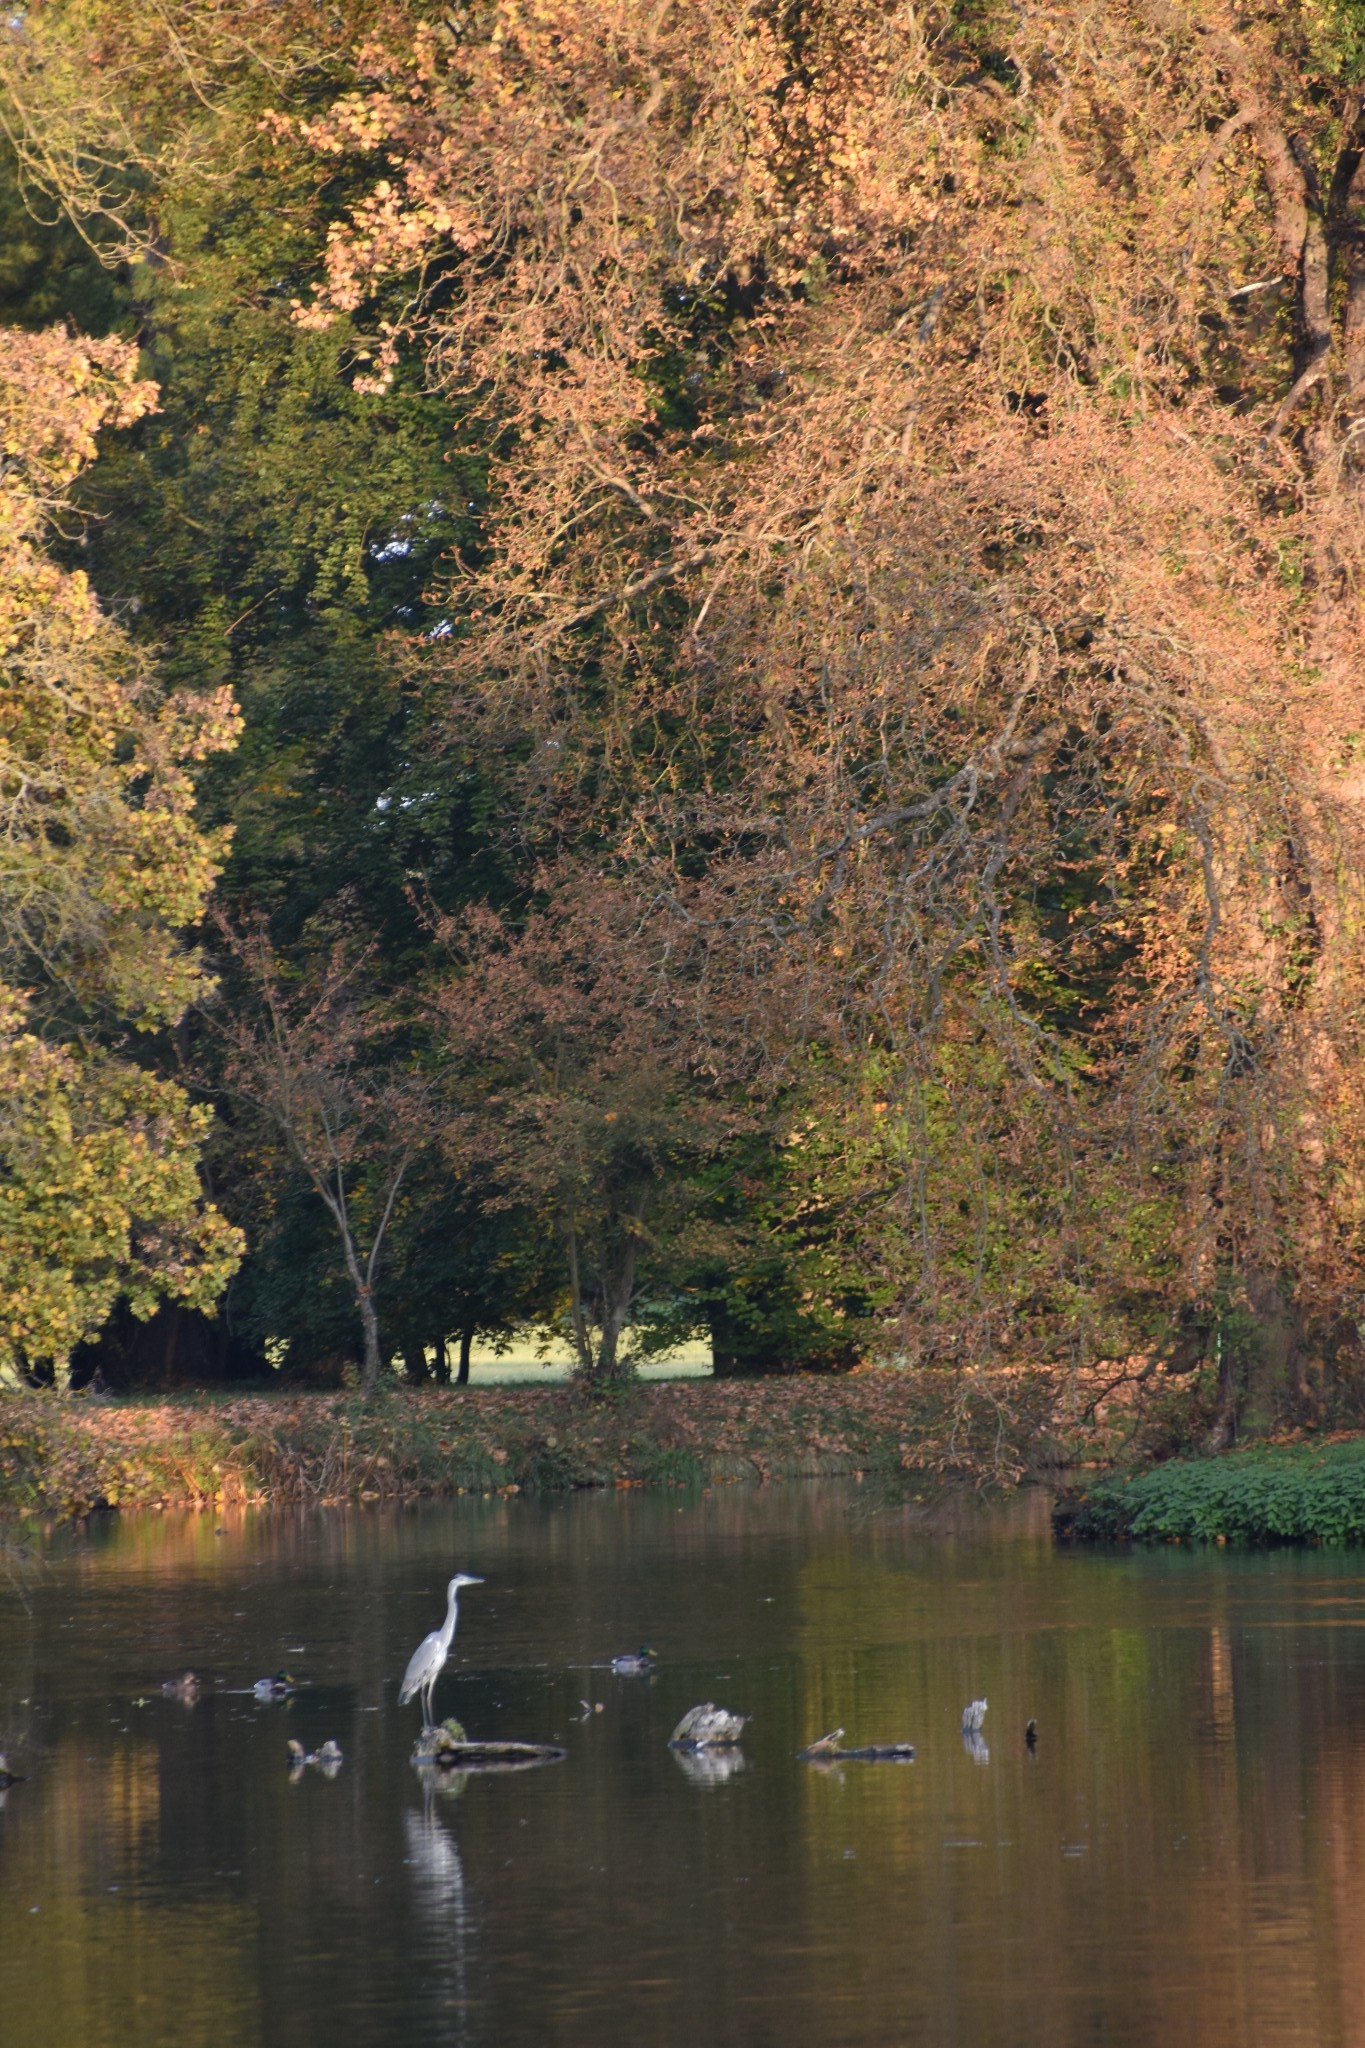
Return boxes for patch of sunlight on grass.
[467,1334,713,1384]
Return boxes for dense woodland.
[6,0,1365,1433]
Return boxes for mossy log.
[411,1719,566,1771]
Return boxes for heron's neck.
[439,1588,460,1650]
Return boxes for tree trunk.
[595,1266,636,1380]
[593,1201,643,1383]
[457,1316,475,1387]
[357,1286,382,1397]
[707,1299,740,1377]
[564,1215,596,1376]
[1244,1267,1306,1432]
[161,1305,184,1385]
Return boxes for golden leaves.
[0,329,158,511]
[0,325,242,1374]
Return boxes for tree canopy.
[0,324,241,1373]
[5,1,1365,1430]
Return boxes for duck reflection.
[671,1744,747,1788]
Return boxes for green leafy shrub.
[1056,1441,1365,1546]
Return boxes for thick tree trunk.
[1244,1268,1307,1432]
[457,1316,474,1387]
[594,1252,637,1382]
[592,1193,645,1383]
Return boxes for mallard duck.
[611,1646,657,1676]
[0,1753,25,1789]
[668,1703,747,1750]
[162,1671,200,1704]
[254,1671,295,1701]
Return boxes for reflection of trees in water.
[404,1783,474,2033]
[671,1745,746,1788]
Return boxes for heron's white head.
[448,1573,484,1594]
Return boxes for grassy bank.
[0,1368,1063,1519]
[1054,1439,1365,1546]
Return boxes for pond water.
[4,1483,1365,2048]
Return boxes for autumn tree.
[212,919,431,1394]
[427,879,746,1384]
[0,326,242,1379]
[0,7,505,1387]
[268,0,1365,1421]
[15,0,1365,1427]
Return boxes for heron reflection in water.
[400,1574,484,1729]
[404,1790,473,2017]
[961,1696,989,1763]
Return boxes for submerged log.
[423,1741,567,1771]
[798,1728,916,1763]
[411,1719,566,1772]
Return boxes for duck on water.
[611,1646,657,1677]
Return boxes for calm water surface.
[4,1483,1365,2047]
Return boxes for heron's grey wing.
[399,1629,441,1703]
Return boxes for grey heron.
[400,1574,483,1729]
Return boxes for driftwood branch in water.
[798,1729,917,1763]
